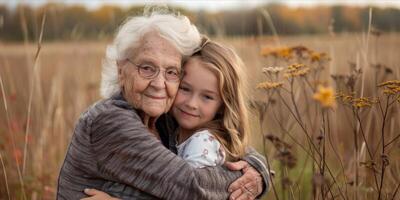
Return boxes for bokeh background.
[0,0,400,199]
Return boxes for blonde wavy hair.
[193,38,249,161]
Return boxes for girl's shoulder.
[188,129,220,145]
[178,129,226,168]
[191,129,215,138]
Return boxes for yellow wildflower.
[260,46,293,59]
[277,48,292,59]
[256,81,284,90]
[313,85,336,108]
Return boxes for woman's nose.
[149,73,166,89]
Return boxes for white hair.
[100,11,201,98]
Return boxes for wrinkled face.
[172,57,223,132]
[118,32,182,117]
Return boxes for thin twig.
[0,153,11,200]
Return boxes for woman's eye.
[166,69,178,76]
[141,64,156,72]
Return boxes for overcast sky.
[2,0,400,11]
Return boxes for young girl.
[172,39,249,167]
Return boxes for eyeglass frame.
[126,59,183,82]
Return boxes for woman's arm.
[90,108,241,200]
[159,113,270,199]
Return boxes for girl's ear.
[217,106,224,116]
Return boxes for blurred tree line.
[0,3,399,41]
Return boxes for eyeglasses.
[127,59,182,82]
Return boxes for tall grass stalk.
[22,12,46,176]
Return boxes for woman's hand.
[80,188,121,200]
[225,161,263,200]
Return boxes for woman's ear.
[116,60,126,87]
[116,60,127,76]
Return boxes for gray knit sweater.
[57,93,269,200]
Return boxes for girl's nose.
[186,95,198,110]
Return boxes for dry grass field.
[0,33,399,199]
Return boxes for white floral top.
[176,130,226,168]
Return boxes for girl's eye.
[179,86,190,92]
[203,95,214,100]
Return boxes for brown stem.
[354,110,380,192]
[260,118,280,200]
[377,96,390,200]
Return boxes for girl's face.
[172,57,223,132]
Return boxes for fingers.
[229,173,252,193]
[228,166,256,192]
[81,188,116,200]
[229,166,263,199]
[229,188,242,200]
[84,188,101,196]
[235,191,254,200]
[245,167,263,196]
[229,186,255,200]
[225,160,249,171]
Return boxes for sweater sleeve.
[243,147,271,198]
[90,108,241,200]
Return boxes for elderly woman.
[57,12,269,200]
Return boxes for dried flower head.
[313,85,336,108]
[378,80,400,95]
[266,134,297,169]
[283,63,310,78]
[371,26,382,37]
[351,97,376,108]
[291,45,312,58]
[262,66,284,74]
[336,92,376,109]
[256,81,284,90]
[360,160,379,173]
[312,174,330,187]
[336,92,354,103]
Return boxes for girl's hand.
[80,188,120,200]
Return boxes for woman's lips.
[145,94,167,100]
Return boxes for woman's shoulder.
[80,94,140,124]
